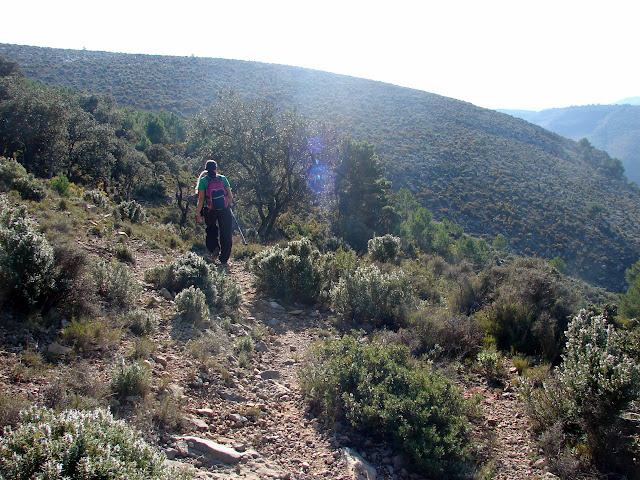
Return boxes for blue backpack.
[206,175,228,210]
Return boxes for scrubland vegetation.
[1,52,640,479]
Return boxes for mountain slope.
[2,43,640,291]
[500,104,640,184]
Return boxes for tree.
[333,139,397,250]
[620,258,640,319]
[190,90,323,240]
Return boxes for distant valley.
[500,103,640,184]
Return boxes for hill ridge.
[2,43,640,291]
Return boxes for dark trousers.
[204,207,233,262]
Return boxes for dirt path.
[145,257,552,480]
[0,237,553,480]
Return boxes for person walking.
[196,160,234,264]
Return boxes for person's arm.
[225,186,233,207]
[196,190,205,223]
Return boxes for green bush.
[116,200,147,224]
[50,174,71,196]
[521,308,640,471]
[174,286,209,324]
[330,263,413,328]
[478,257,576,361]
[112,360,151,398]
[126,309,157,336]
[249,237,325,304]
[0,157,45,200]
[0,198,56,309]
[0,407,191,480]
[367,234,401,263]
[300,335,471,478]
[92,260,141,310]
[145,252,240,309]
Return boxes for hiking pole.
[230,208,248,245]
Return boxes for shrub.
[0,198,56,309]
[49,174,71,196]
[116,200,147,223]
[300,335,472,478]
[478,257,576,361]
[330,263,413,328]
[82,188,110,209]
[126,309,157,336]
[116,243,135,264]
[61,317,121,357]
[0,407,191,479]
[367,234,401,263]
[409,309,482,360]
[50,240,95,316]
[145,252,240,309]
[112,360,151,398]
[92,260,141,310]
[249,237,325,304]
[174,286,209,324]
[0,157,45,200]
[521,308,640,472]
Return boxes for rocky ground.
[0,235,558,480]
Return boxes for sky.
[2,0,637,111]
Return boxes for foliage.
[0,197,56,309]
[477,257,577,361]
[0,407,191,479]
[249,237,326,304]
[0,156,46,200]
[190,90,334,240]
[3,45,640,290]
[125,309,157,336]
[49,174,71,196]
[144,252,240,309]
[61,317,121,357]
[92,260,141,310]
[174,286,209,324]
[521,308,640,473]
[300,335,472,478]
[116,200,148,223]
[408,308,483,360]
[367,234,401,263]
[333,140,398,251]
[111,360,151,398]
[82,188,110,209]
[329,263,413,328]
[619,257,640,320]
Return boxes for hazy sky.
[2,0,637,111]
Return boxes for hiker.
[196,160,234,264]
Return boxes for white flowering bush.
[330,263,413,328]
[0,407,192,479]
[0,198,55,309]
[557,309,639,442]
[82,189,110,209]
[367,234,401,263]
[521,308,640,469]
[175,286,209,324]
[116,200,147,223]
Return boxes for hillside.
[0,204,548,480]
[2,43,640,291]
[500,104,640,184]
